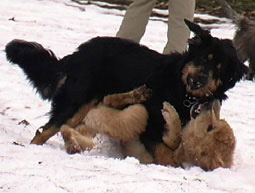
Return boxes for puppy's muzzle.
[190,100,218,119]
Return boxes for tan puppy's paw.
[161,102,181,128]
[161,102,179,125]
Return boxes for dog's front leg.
[30,122,59,145]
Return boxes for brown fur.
[221,0,255,80]
[83,104,148,142]
[154,143,179,167]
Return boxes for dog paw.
[30,124,59,145]
[132,85,152,103]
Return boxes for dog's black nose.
[187,73,208,90]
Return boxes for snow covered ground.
[0,0,255,192]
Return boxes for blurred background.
[72,0,255,18]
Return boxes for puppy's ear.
[212,100,221,120]
[184,19,212,45]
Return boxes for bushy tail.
[220,0,250,30]
[5,39,65,100]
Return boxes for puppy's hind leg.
[81,86,150,142]
[84,104,148,142]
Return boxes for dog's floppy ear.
[184,19,212,46]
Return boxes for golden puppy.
[155,100,236,170]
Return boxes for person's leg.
[116,0,157,43]
[163,0,195,54]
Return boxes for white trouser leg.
[163,0,195,54]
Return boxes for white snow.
[0,0,255,192]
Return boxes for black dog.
[6,20,246,153]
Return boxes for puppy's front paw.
[161,102,182,150]
[161,102,179,125]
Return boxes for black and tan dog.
[6,20,246,155]
[60,87,235,171]
[221,0,255,80]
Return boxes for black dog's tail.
[220,0,250,31]
[5,39,65,100]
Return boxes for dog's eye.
[207,125,214,132]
